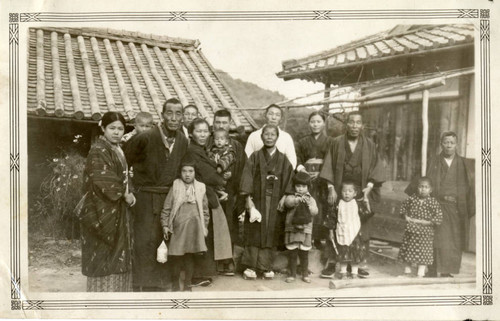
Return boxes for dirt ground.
[28,235,475,293]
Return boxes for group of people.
[77,97,474,292]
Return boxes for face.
[101,120,125,145]
[181,165,195,184]
[135,118,154,134]
[441,135,457,157]
[295,184,308,195]
[417,181,432,198]
[346,114,363,138]
[162,103,183,131]
[183,107,198,127]
[265,107,282,126]
[309,114,325,134]
[214,132,228,148]
[192,122,210,146]
[261,127,278,148]
[213,116,231,131]
[341,184,357,202]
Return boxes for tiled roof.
[277,24,474,81]
[27,27,257,130]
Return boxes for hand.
[328,229,334,240]
[216,167,223,174]
[327,188,337,206]
[246,196,255,211]
[203,227,209,237]
[362,185,373,202]
[223,171,232,180]
[162,227,170,241]
[124,192,136,207]
[363,198,372,213]
[277,195,287,211]
[238,211,245,222]
[310,172,319,180]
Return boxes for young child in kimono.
[333,181,373,279]
[160,156,210,291]
[398,177,443,278]
[208,128,236,201]
[121,111,154,143]
[283,171,318,283]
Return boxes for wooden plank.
[153,46,189,107]
[188,51,242,127]
[330,276,475,290]
[50,32,64,117]
[90,37,116,113]
[116,40,149,113]
[128,42,162,119]
[36,29,46,116]
[393,106,403,179]
[77,36,101,120]
[421,89,429,175]
[63,34,84,120]
[141,44,172,102]
[103,39,134,119]
[166,48,210,121]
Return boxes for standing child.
[121,111,154,143]
[333,181,373,279]
[160,156,210,291]
[283,172,318,283]
[208,128,236,201]
[398,177,443,277]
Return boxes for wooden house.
[277,24,475,248]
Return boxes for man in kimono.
[245,104,297,169]
[211,109,246,275]
[319,112,385,278]
[125,98,189,291]
[240,124,294,280]
[407,131,475,277]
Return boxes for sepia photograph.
[1,0,498,319]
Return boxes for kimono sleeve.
[124,131,149,166]
[319,141,336,185]
[358,200,374,223]
[88,148,125,202]
[240,152,256,195]
[202,194,210,229]
[160,188,174,231]
[307,196,319,216]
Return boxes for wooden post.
[323,82,331,134]
[421,89,430,176]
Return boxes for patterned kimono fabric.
[80,137,132,292]
[240,149,293,272]
[295,133,332,242]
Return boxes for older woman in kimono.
[240,124,294,280]
[78,112,136,292]
[295,111,333,249]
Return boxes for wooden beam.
[103,39,135,120]
[63,34,84,120]
[128,42,162,119]
[77,36,101,120]
[90,37,116,113]
[50,32,64,117]
[36,29,46,116]
[421,89,430,176]
[153,46,189,107]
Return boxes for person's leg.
[339,262,348,279]
[417,265,426,278]
[183,254,194,291]
[298,250,311,283]
[351,264,359,278]
[287,249,298,282]
[170,256,181,292]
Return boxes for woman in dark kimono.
[240,124,294,280]
[295,111,333,249]
[77,112,136,292]
[186,118,233,281]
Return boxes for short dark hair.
[417,176,433,187]
[213,128,229,139]
[308,111,326,122]
[162,98,182,114]
[261,124,279,137]
[346,111,363,123]
[265,104,283,116]
[100,112,126,129]
[188,118,210,134]
[184,104,198,113]
[341,180,359,193]
[214,109,232,120]
[441,131,457,142]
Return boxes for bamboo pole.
[36,29,46,116]
[141,44,172,102]
[166,48,210,121]
[421,89,430,176]
[63,34,84,120]
[128,42,162,119]
[153,46,189,107]
[188,51,242,127]
[51,32,64,117]
[90,37,116,112]
[103,39,134,120]
[77,36,101,120]
[116,41,149,113]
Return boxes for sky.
[52,19,403,99]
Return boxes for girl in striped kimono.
[78,112,136,292]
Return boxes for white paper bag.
[156,240,168,263]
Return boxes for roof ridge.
[31,26,200,50]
